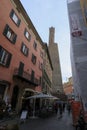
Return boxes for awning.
[26,93,59,99]
[24,88,36,93]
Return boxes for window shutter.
[3,24,9,36]
[26,48,29,56]
[31,54,33,62]
[0,46,2,52]
[10,9,14,18]
[6,53,12,67]
[17,19,21,27]
[24,28,26,36]
[13,34,17,44]
[18,62,24,76]
[21,42,23,52]
[0,46,2,60]
[29,34,31,41]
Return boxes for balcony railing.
[13,68,39,86]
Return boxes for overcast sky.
[20,0,72,83]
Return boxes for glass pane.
[13,13,18,24]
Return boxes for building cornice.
[12,0,43,45]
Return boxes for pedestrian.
[63,102,65,112]
[67,103,71,114]
[58,103,63,118]
[54,103,58,114]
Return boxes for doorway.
[11,85,19,110]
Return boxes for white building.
[67,0,87,112]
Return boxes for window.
[31,54,36,64]
[3,24,17,44]
[21,42,29,56]
[39,76,42,85]
[33,41,37,50]
[10,9,21,26]
[31,70,35,82]
[24,28,31,41]
[39,61,43,70]
[40,51,43,58]
[0,46,12,67]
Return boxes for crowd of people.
[54,101,71,118]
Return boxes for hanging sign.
[70,13,82,37]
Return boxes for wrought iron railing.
[13,68,39,85]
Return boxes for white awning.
[24,88,36,93]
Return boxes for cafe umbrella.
[26,93,57,118]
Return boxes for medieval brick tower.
[48,27,63,95]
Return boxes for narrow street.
[19,109,75,130]
[0,109,75,130]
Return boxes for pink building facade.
[0,0,44,111]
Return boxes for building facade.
[67,0,87,113]
[48,27,63,95]
[63,77,74,100]
[42,43,53,94]
[0,0,44,111]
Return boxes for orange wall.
[64,84,73,95]
[0,0,43,91]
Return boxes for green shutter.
[17,19,21,27]
[10,9,14,18]
[29,34,31,41]
[13,34,17,44]
[24,28,26,36]
[3,24,9,36]
[0,46,2,60]
[6,53,12,67]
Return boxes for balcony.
[13,68,39,86]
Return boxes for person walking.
[54,103,58,114]
[67,103,71,115]
[58,103,63,118]
[63,102,65,112]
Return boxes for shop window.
[21,42,29,56]
[10,9,21,26]
[0,46,12,67]
[3,24,17,44]
[24,28,31,41]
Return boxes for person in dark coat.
[59,103,63,117]
[54,103,58,114]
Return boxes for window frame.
[33,41,37,50]
[39,61,43,70]
[31,54,36,64]
[10,9,21,27]
[40,51,43,58]
[3,24,17,44]
[24,28,31,41]
[0,46,12,67]
[21,42,29,56]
